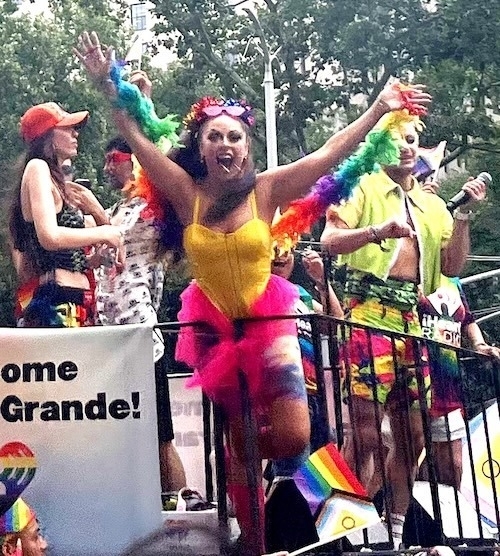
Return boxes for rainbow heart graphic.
[0,442,37,515]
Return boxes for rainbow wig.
[271,100,425,252]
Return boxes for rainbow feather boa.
[271,109,423,252]
[111,62,183,249]
[110,62,180,151]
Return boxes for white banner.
[0,324,162,556]
[170,376,207,495]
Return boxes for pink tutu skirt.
[176,275,303,413]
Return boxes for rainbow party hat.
[0,498,36,536]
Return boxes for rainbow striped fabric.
[294,443,380,544]
[0,442,37,522]
[0,498,36,536]
[294,442,367,517]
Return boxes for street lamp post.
[243,8,280,170]
[262,55,278,169]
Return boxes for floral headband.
[183,97,255,129]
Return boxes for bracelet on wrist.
[453,209,472,221]
[368,225,389,252]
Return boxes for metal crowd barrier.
[157,314,500,556]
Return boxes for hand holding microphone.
[446,171,491,212]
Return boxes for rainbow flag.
[292,443,380,551]
[294,442,367,517]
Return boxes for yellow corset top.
[183,190,272,319]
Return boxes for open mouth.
[217,154,233,173]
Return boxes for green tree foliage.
[1,0,499,335]
[150,0,499,159]
[150,0,500,332]
[0,0,131,325]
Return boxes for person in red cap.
[0,498,47,556]
[8,102,124,327]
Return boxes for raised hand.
[376,217,415,240]
[129,70,152,98]
[74,31,115,96]
[377,82,431,115]
[301,249,325,284]
[459,175,487,210]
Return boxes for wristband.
[368,226,389,252]
[453,209,472,221]
[368,225,382,243]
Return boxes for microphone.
[446,172,492,212]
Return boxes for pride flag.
[294,442,367,517]
[293,443,380,548]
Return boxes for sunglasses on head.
[105,151,132,164]
[202,105,247,119]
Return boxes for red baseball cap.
[20,102,89,143]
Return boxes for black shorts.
[155,355,174,443]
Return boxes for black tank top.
[23,203,88,274]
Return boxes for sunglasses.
[105,151,132,165]
[202,105,246,119]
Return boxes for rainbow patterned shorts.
[343,298,431,408]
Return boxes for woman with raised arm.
[9,102,123,327]
[75,31,430,555]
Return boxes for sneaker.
[178,488,216,511]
